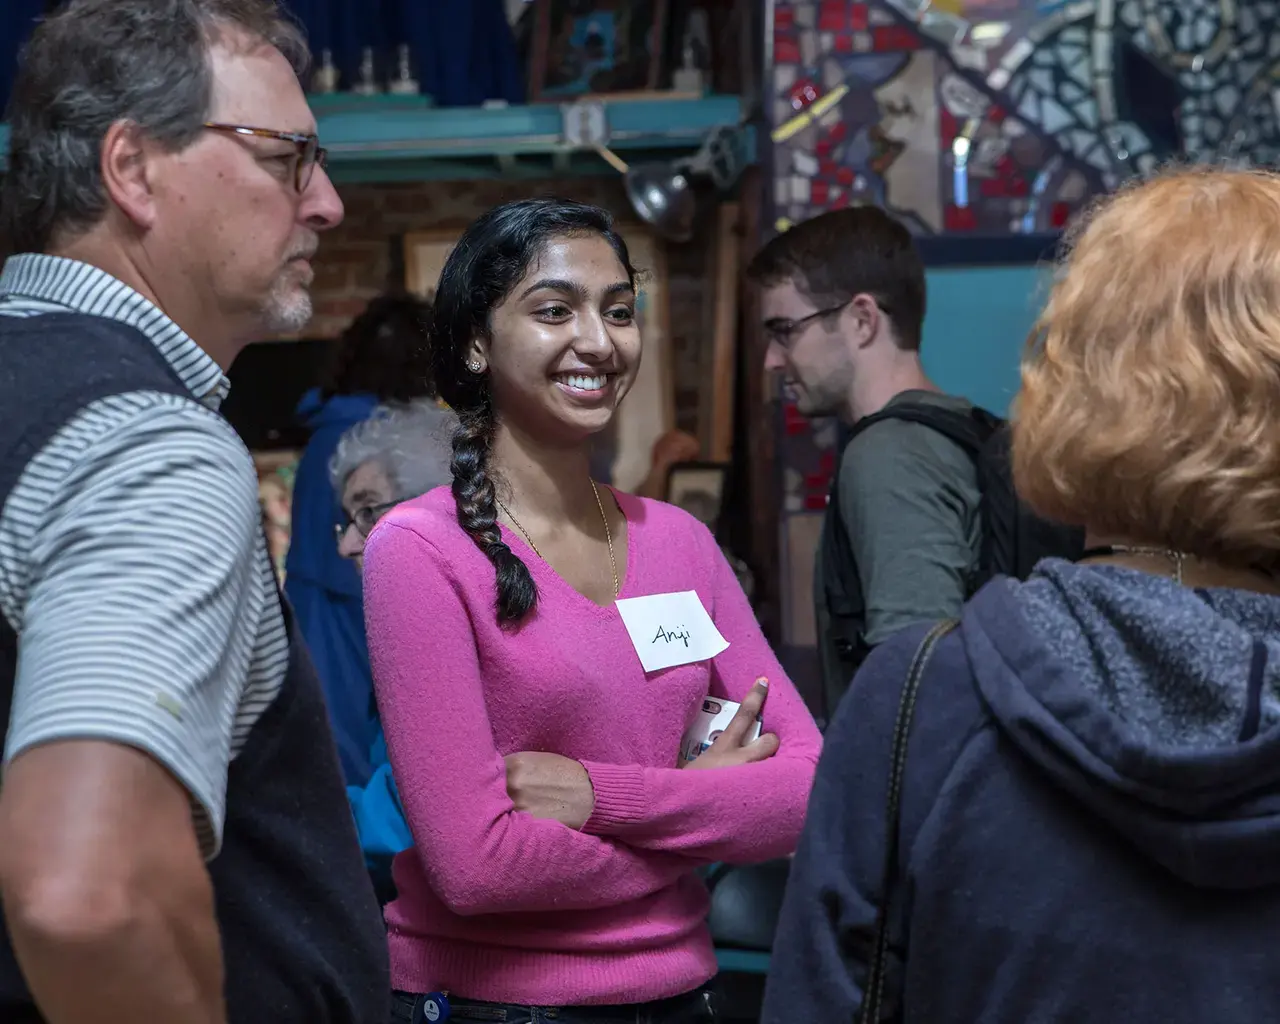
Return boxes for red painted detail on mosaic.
[944,205,978,231]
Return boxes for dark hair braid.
[430,197,637,624]
[449,404,537,623]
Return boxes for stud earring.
[467,359,483,373]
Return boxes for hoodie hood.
[965,561,1280,890]
[295,387,379,430]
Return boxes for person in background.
[748,208,981,718]
[764,168,1280,1022]
[328,399,454,905]
[363,197,822,1023]
[0,1,387,1021]
[286,292,433,787]
[636,427,701,500]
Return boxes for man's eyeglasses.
[203,123,328,193]
[762,301,851,349]
[334,501,399,544]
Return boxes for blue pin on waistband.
[421,993,450,1022]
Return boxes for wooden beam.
[708,202,741,462]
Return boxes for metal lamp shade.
[625,164,696,243]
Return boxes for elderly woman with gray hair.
[331,398,454,904]
[332,399,455,570]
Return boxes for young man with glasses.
[0,2,385,1022]
[748,206,982,721]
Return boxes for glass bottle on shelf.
[311,48,339,94]
[352,46,382,96]
[673,8,710,94]
[387,44,420,96]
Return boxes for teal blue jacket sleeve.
[347,726,412,866]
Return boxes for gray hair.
[1,0,309,253]
[330,399,456,503]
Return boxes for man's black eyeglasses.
[335,501,399,543]
[203,122,328,192]
[763,301,851,348]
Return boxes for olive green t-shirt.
[814,390,982,718]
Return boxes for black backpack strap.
[859,619,959,1024]
[822,403,993,688]
[853,402,999,458]
[822,461,870,689]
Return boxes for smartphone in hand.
[678,695,764,767]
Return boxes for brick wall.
[309,177,714,435]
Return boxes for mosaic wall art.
[768,0,1280,240]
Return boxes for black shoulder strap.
[851,402,999,459]
[859,619,959,1024]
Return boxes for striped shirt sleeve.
[3,392,266,853]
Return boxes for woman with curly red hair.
[766,168,1280,1022]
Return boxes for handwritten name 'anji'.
[652,625,691,648]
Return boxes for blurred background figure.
[285,293,433,786]
[330,398,455,905]
[635,427,701,499]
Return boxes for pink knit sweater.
[363,486,822,1006]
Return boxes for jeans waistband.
[391,987,716,1023]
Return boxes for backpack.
[821,401,1085,681]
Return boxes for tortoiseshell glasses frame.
[202,122,329,192]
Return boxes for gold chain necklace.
[495,479,619,597]
[1084,544,1188,585]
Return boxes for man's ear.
[846,293,882,349]
[99,120,160,231]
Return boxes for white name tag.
[615,590,730,673]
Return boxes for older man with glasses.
[0,2,386,1022]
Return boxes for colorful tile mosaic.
[768,0,1280,238]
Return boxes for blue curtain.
[0,0,523,117]
[287,0,524,107]
[0,1,44,117]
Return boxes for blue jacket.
[284,388,378,785]
[765,561,1280,1022]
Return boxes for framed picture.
[252,450,300,583]
[530,0,670,101]
[403,229,461,299]
[665,460,728,533]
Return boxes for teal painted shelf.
[0,94,750,184]
[715,948,771,975]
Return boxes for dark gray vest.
[0,312,388,1022]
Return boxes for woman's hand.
[683,678,780,770]
[504,752,596,830]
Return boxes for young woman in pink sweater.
[363,197,822,1024]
